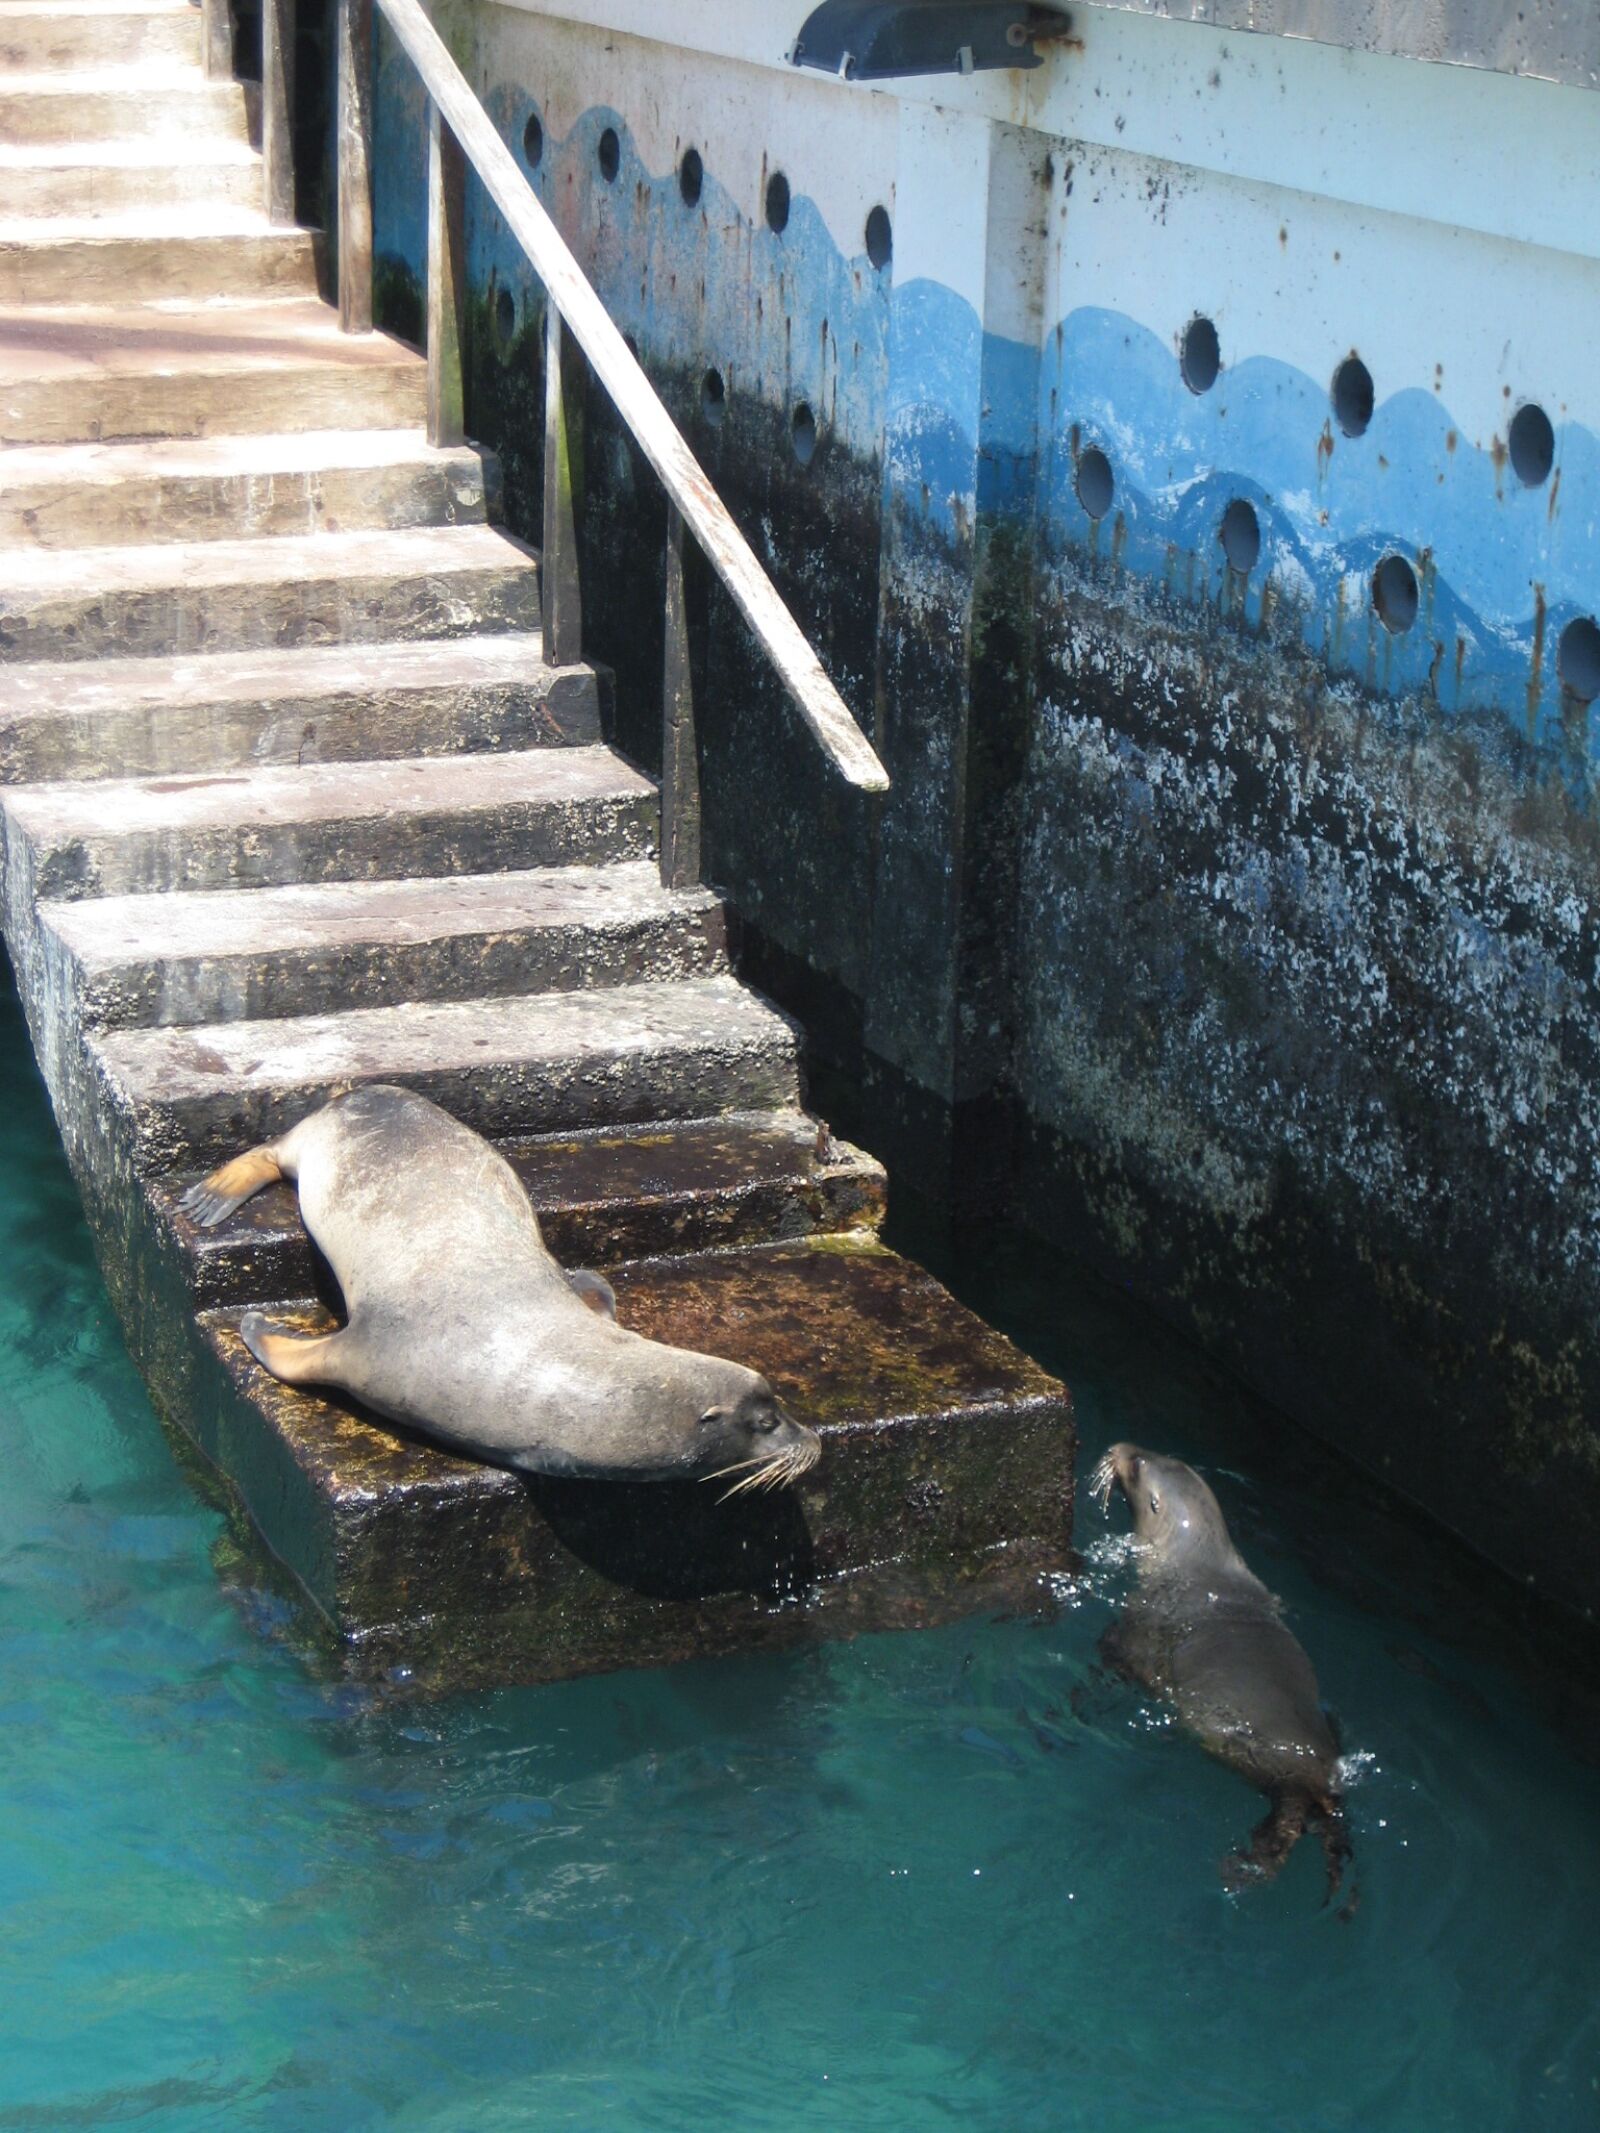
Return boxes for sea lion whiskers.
[710,1436,819,1502]
[1087,1449,1119,1513]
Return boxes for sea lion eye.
[1148,1491,1161,1514]
[750,1405,781,1434]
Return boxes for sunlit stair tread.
[0,0,199,63]
[1,519,535,597]
[0,633,600,781]
[0,205,299,241]
[40,859,728,1025]
[0,137,256,168]
[90,972,803,1163]
[0,520,542,662]
[0,428,497,549]
[3,745,653,896]
[0,296,419,374]
[0,72,247,153]
[0,426,491,488]
[0,299,426,445]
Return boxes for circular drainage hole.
[1373,552,1419,633]
[1332,354,1374,438]
[1180,315,1220,394]
[1076,446,1114,520]
[1220,498,1260,574]
[1557,616,1600,703]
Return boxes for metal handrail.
[229,0,889,889]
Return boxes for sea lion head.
[1089,1442,1246,1576]
[684,1356,821,1499]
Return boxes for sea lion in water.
[180,1085,821,1494]
[1091,1442,1352,1904]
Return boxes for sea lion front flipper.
[565,1269,617,1319]
[238,1309,349,1390]
[180,1144,285,1228]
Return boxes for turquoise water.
[3,969,1598,2133]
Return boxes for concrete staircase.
[0,0,1072,1685]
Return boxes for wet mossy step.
[190,1235,1073,1686]
[154,1110,889,1308]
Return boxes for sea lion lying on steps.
[1091,1442,1353,1906]
[181,1084,821,1495]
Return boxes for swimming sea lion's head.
[1089,1442,1246,1575]
[689,1359,821,1499]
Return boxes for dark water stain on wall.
[1016,552,1600,1614]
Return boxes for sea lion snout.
[1088,1440,1144,1512]
[1090,1443,1246,1567]
[698,1379,821,1499]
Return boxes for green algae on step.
[188,1235,1070,1687]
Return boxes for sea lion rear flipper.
[180,1144,285,1228]
[1220,1790,1310,1891]
[238,1309,348,1390]
[565,1269,617,1319]
[1315,1797,1357,1918]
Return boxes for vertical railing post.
[426,101,466,444]
[201,0,231,78]
[336,0,373,333]
[261,0,296,227]
[661,503,701,889]
[541,299,582,666]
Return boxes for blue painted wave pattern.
[1029,308,1600,738]
[367,56,1599,745]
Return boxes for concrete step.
[90,971,803,1170]
[0,522,541,664]
[4,745,655,899]
[0,429,496,550]
[0,0,201,72]
[0,634,600,784]
[42,860,729,1028]
[0,299,426,447]
[156,1111,888,1307]
[0,212,319,304]
[186,1236,1071,1686]
[0,67,250,146]
[0,139,261,218]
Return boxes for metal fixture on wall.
[788,1,1072,80]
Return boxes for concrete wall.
[367,0,1600,1613]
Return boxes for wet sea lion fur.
[1091,1442,1353,1906]
[181,1085,821,1494]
